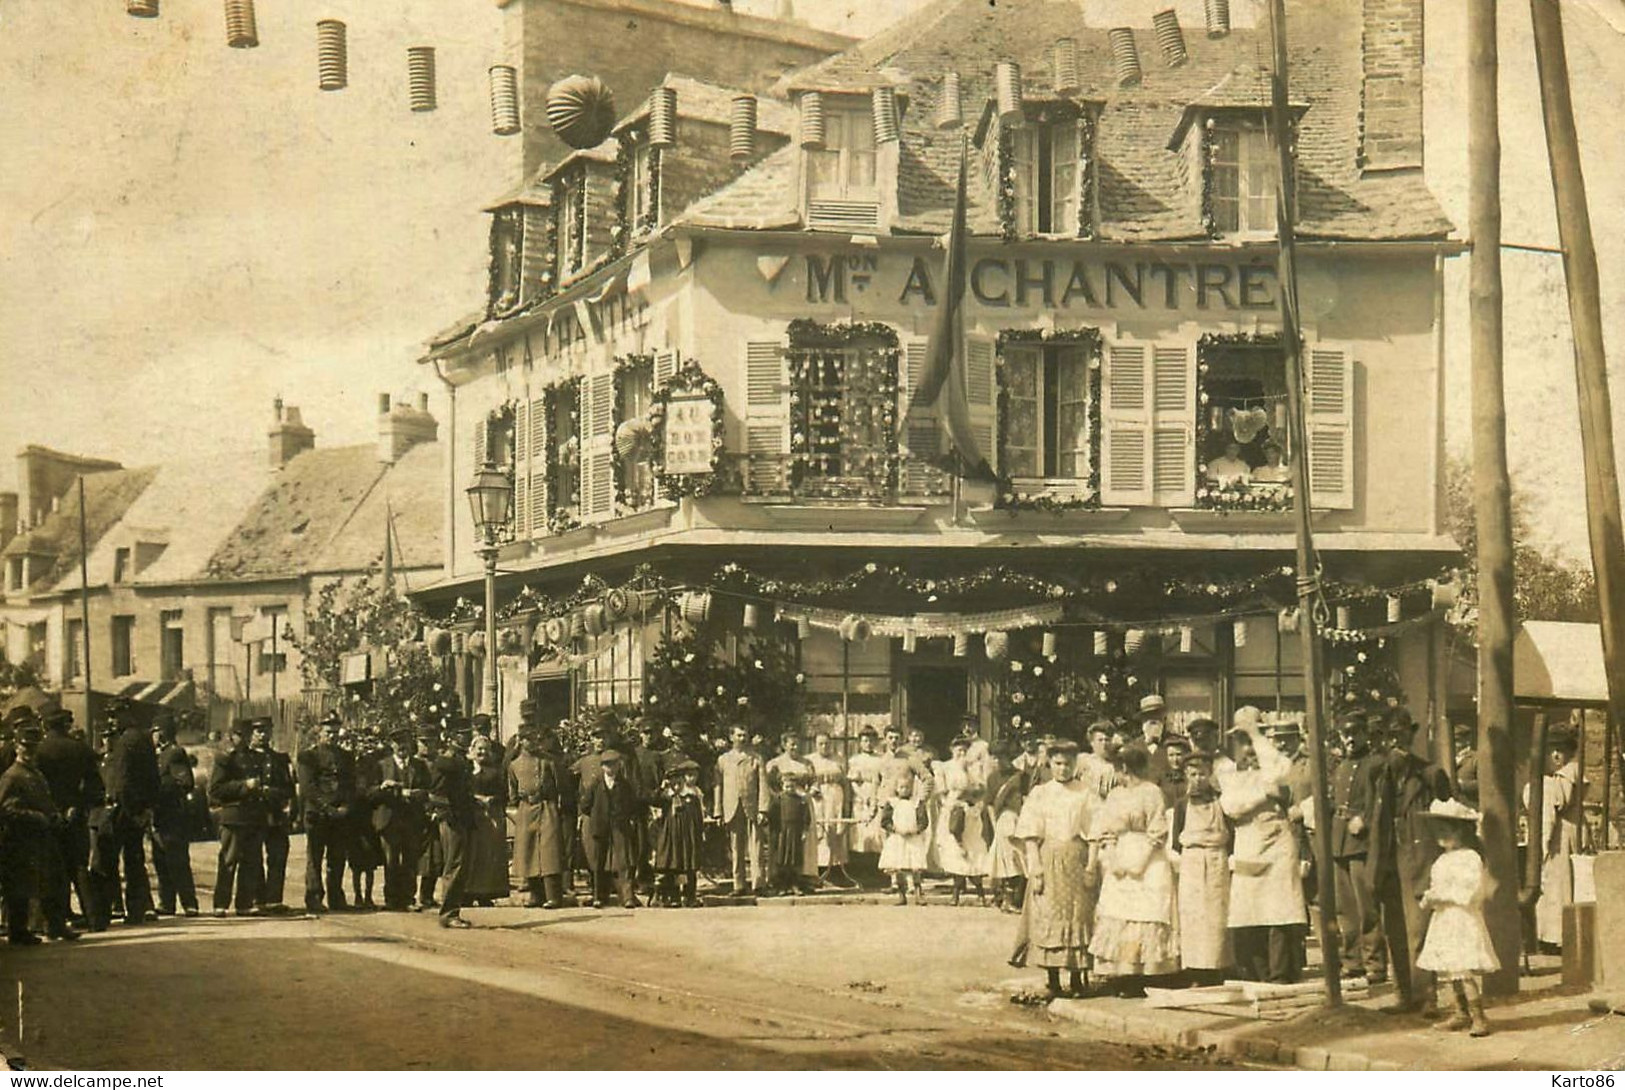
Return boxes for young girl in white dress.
[879,771,930,905]
[1416,798,1500,1037]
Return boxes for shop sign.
[661,393,716,475]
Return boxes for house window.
[787,332,898,500]
[628,141,658,233]
[1209,122,1277,235]
[1197,341,1293,506]
[111,615,135,678]
[579,619,656,707]
[1012,121,1080,236]
[5,556,22,592]
[65,618,84,682]
[160,610,185,681]
[1002,342,1093,481]
[805,106,879,230]
[548,383,581,518]
[489,207,523,313]
[557,175,585,277]
[207,606,234,698]
[113,547,131,584]
[617,361,655,510]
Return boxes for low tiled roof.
[2,467,158,594]
[675,0,1453,243]
[310,440,443,577]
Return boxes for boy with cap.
[578,749,641,908]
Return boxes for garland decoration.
[1201,117,1220,239]
[1077,109,1098,241]
[997,125,1019,242]
[611,354,657,511]
[541,378,581,525]
[486,207,523,318]
[650,360,725,498]
[784,320,900,501]
[1327,636,1406,712]
[993,328,1103,512]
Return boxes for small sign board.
[341,651,372,687]
[662,393,715,476]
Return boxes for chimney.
[268,400,315,469]
[14,447,123,529]
[378,393,439,465]
[0,493,16,550]
[1359,0,1424,171]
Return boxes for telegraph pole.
[1528,0,1625,796]
[77,477,94,748]
[1266,0,1341,1003]
[1468,0,1522,995]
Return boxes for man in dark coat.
[298,710,356,914]
[1376,709,1452,1016]
[1330,712,1386,981]
[627,718,665,898]
[579,749,641,909]
[428,728,478,928]
[149,714,200,916]
[254,718,296,914]
[35,706,103,927]
[371,725,430,911]
[0,721,76,944]
[105,700,161,925]
[208,719,272,916]
[508,723,569,908]
[411,726,443,910]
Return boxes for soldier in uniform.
[105,699,160,925]
[150,714,200,917]
[35,706,103,927]
[254,717,296,914]
[369,725,431,912]
[428,725,479,928]
[508,721,569,909]
[0,720,77,944]
[626,718,665,899]
[209,719,272,916]
[298,710,356,914]
[1329,712,1386,981]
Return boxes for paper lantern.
[679,591,712,626]
[649,86,678,147]
[953,633,970,657]
[871,86,900,144]
[1387,595,1402,623]
[1232,619,1249,649]
[224,0,258,48]
[427,628,452,656]
[1093,630,1110,656]
[935,72,963,130]
[1278,608,1300,634]
[128,0,159,17]
[467,631,488,656]
[729,94,758,161]
[316,21,347,92]
[1153,9,1189,67]
[451,630,466,655]
[545,617,568,644]
[1336,605,1351,630]
[1042,631,1058,659]
[603,587,630,621]
[797,618,812,641]
[490,65,521,135]
[547,75,617,150]
[407,47,437,112]
[1125,628,1145,653]
[1109,28,1142,88]
[984,630,1010,661]
[1053,38,1080,94]
[743,603,760,629]
[902,631,918,654]
[995,61,1023,124]
[1205,0,1231,38]
[840,614,872,643]
[614,418,650,459]
[1431,580,1459,610]
[799,91,825,149]
[1180,625,1195,654]
[583,604,607,637]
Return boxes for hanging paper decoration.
[1042,631,1058,659]
[603,587,631,621]
[953,632,969,658]
[1233,618,1249,649]
[679,591,712,626]
[547,74,617,149]
[1205,0,1231,38]
[1230,406,1269,444]
[729,94,758,160]
[1153,9,1189,66]
[467,631,488,656]
[407,47,437,112]
[1278,608,1300,634]
[1387,596,1402,623]
[1109,28,1142,88]
[614,418,651,459]
[1125,628,1145,653]
[798,90,825,149]
[1335,605,1351,630]
[544,617,568,645]
[797,618,812,641]
[1093,630,1110,656]
[427,628,452,656]
[489,65,521,135]
[648,85,678,147]
[902,631,918,654]
[743,603,760,629]
[317,20,347,92]
[1180,625,1195,654]
[871,86,900,144]
[985,630,1010,661]
[128,0,159,17]
[1053,38,1080,94]
[995,61,1022,124]
[451,630,466,655]
[224,0,258,48]
[935,71,962,130]
[839,614,872,643]
[1430,579,1459,610]
[583,603,607,637]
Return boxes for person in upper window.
[1208,441,1253,487]
[1252,442,1292,484]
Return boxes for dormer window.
[1011,120,1079,236]
[805,104,879,231]
[628,139,659,234]
[1207,119,1278,236]
[489,207,523,314]
[558,173,585,277]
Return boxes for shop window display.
[1195,337,1295,512]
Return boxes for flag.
[904,140,993,480]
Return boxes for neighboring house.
[417,0,1462,748]
[1,396,442,736]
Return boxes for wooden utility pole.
[1266,0,1341,1003]
[77,477,94,748]
[1467,0,1523,996]
[1528,0,1625,791]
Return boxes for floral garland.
[784,320,900,500]
[1327,636,1406,713]
[553,166,587,274]
[541,378,581,524]
[1193,332,1294,513]
[650,360,725,498]
[611,353,657,511]
[1201,117,1220,239]
[610,138,632,260]
[1076,110,1098,242]
[642,147,662,235]
[485,208,523,318]
[994,103,1095,241]
[535,205,558,303]
[997,126,1019,242]
[993,328,1103,513]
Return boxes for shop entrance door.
[907,665,967,753]
[529,677,572,729]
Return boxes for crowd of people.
[0,689,1564,1039]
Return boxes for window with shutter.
[745,340,788,495]
[998,339,1094,488]
[653,350,679,391]
[581,373,615,521]
[617,360,656,510]
[1012,121,1080,237]
[1150,344,1195,505]
[965,334,997,475]
[1102,343,1151,505]
[805,105,881,231]
[1306,345,1354,509]
[899,337,945,495]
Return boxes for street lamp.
[465,462,512,722]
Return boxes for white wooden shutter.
[745,339,788,494]
[900,336,943,494]
[472,415,488,470]
[654,349,679,391]
[580,372,615,522]
[1102,342,1152,506]
[1150,344,1195,506]
[1306,345,1354,509]
[528,396,548,532]
[965,333,997,475]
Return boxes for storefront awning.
[1514,621,1608,705]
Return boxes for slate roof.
[675,0,1453,242]
[309,440,443,578]
[613,74,799,135]
[2,467,158,594]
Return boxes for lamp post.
[465,462,513,723]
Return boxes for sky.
[1,0,1623,563]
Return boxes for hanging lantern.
[451,630,466,655]
[1053,38,1080,94]
[533,620,552,649]
[583,603,607,637]
[871,86,900,144]
[467,631,488,656]
[1430,579,1459,610]
[128,0,159,17]
[427,628,452,656]
[1233,618,1249,649]
[1109,28,1142,88]
[1387,595,1403,623]
[544,617,568,645]
[840,614,872,643]
[1335,605,1351,630]
[934,71,963,130]
[743,602,760,629]
[953,632,970,658]
[489,65,521,135]
[1180,625,1195,654]
[1125,628,1145,653]
[1042,631,1058,659]
[679,591,712,626]
[796,617,812,641]
[1205,0,1231,38]
[985,630,1010,662]
[603,587,631,621]
[224,0,258,48]
[568,612,587,639]
[407,47,437,112]
[799,90,826,149]
[546,75,617,149]
[902,631,918,654]
[649,85,678,148]
[1093,630,1110,656]
[1153,9,1189,67]
[995,61,1023,125]
[1278,608,1300,634]
[730,94,758,161]
[316,20,347,92]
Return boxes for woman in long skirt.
[1015,740,1098,998]
[1219,714,1307,983]
[846,730,887,874]
[987,743,1028,913]
[1172,746,1232,983]
[934,737,991,905]
[1089,744,1180,994]
[465,737,510,905]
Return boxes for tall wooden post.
[77,477,94,748]
[1468,0,1523,995]
[1528,0,1625,802]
